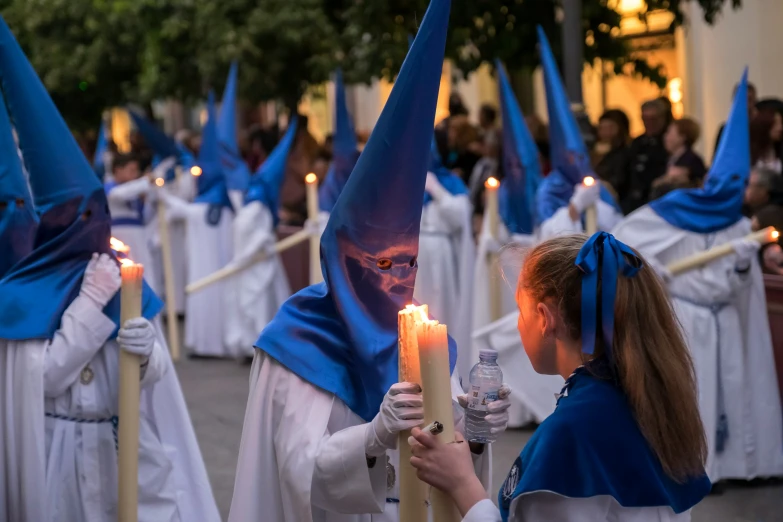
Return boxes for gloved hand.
[483,235,503,255]
[365,382,424,456]
[151,156,177,180]
[80,253,121,308]
[569,180,601,213]
[731,238,761,264]
[117,317,157,359]
[457,383,512,437]
[303,213,328,237]
[425,172,448,201]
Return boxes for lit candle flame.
[485,177,499,189]
[305,173,317,184]
[155,177,165,187]
[583,176,596,187]
[772,230,780,240]
[190,166,203,177]
[110,237,130,254]
[405,303,434,324]
[119,258,135,267]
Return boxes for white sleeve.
[670,248,751,303]
[462,499,502,522]
[160,190,190,221]
[538,207,582,241]
[43,296,117,397]
[311,423,387,513]
[431,194,473,232]
[107,177,151,203]
[139,338,168,388]
[596,200,623,233]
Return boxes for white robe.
[164,194,234,357]
[462,494,692,521]
[0,296,220,522]
[168,172,196,315]
[107,177,159,294]
[414,194,475,381]
[224,201,291,358]
[537,200,623,241]
[612,206,783,481]
[229,351,491,522]
[471,214,539,427]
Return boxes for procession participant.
[217,61,253,209]
[410,233,711,522]
[229,2,510,519]
[414,138,474,375]
[160,92,234,357]
[534,27,623,240]
[612,71,783,482]
[0,16,219,520]
[224,120,297,358]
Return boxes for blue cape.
[498,366,710,520]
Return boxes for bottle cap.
[479,349,498,360]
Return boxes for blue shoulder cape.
[498,367,710,520]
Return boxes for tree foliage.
[0,0,742,129]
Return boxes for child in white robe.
[410,233,711,521]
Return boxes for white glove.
[457,383,512,437]
[117,317,157,359]
[483,235,503,255]
[425,172,448,201]
[569,180,601,213]
[731,238,760,264]
[365,382,424,456]
[303,213,328,237]
[80,253,121,308]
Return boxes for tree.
[342,0,743,89]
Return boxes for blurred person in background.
[468,104,500,219]
[715,81,758,159]
[593,109,631,201]
[663,118,707,184]
[434,92,469,161]
[744,166,783,216]
[446,114,482,183]
[750,108,783,173]
[526,114,550,174]
[751,204,783,275]
[623,99,669,214]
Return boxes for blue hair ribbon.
[575,232,643,357]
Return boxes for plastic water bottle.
[465,349,503,444]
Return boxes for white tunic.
[229,351,491,522]
[471,214,537,427]
[462,494,691,521]
[537,200,622,241]
[414,194,475,380]
[224,201,291,358]
[107,177,159,294]
[612,206,783,481]
[164,194,234,357]
[0,296,221,522]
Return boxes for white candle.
[398,305,429,522]
[667,226,780,276]
[582,176,598,235]
[305,173,323,285]
[118,261,143,522]
[484,177,501,321]
[416,312,460,522]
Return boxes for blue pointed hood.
[218,61,251,193]
[245,117,298,224]
[496,60,542,234]
[128,110,194,181]
[92,121,108,179]
[650,69,750,233]
[194,92,234,217]
[0,15,161,340]
[0,89,37,276]
[255,0,457,423]
[319,69,360,213]
[535,26,618,223]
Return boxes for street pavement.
[175,357,783,522]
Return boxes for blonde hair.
[518,235,707,482]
